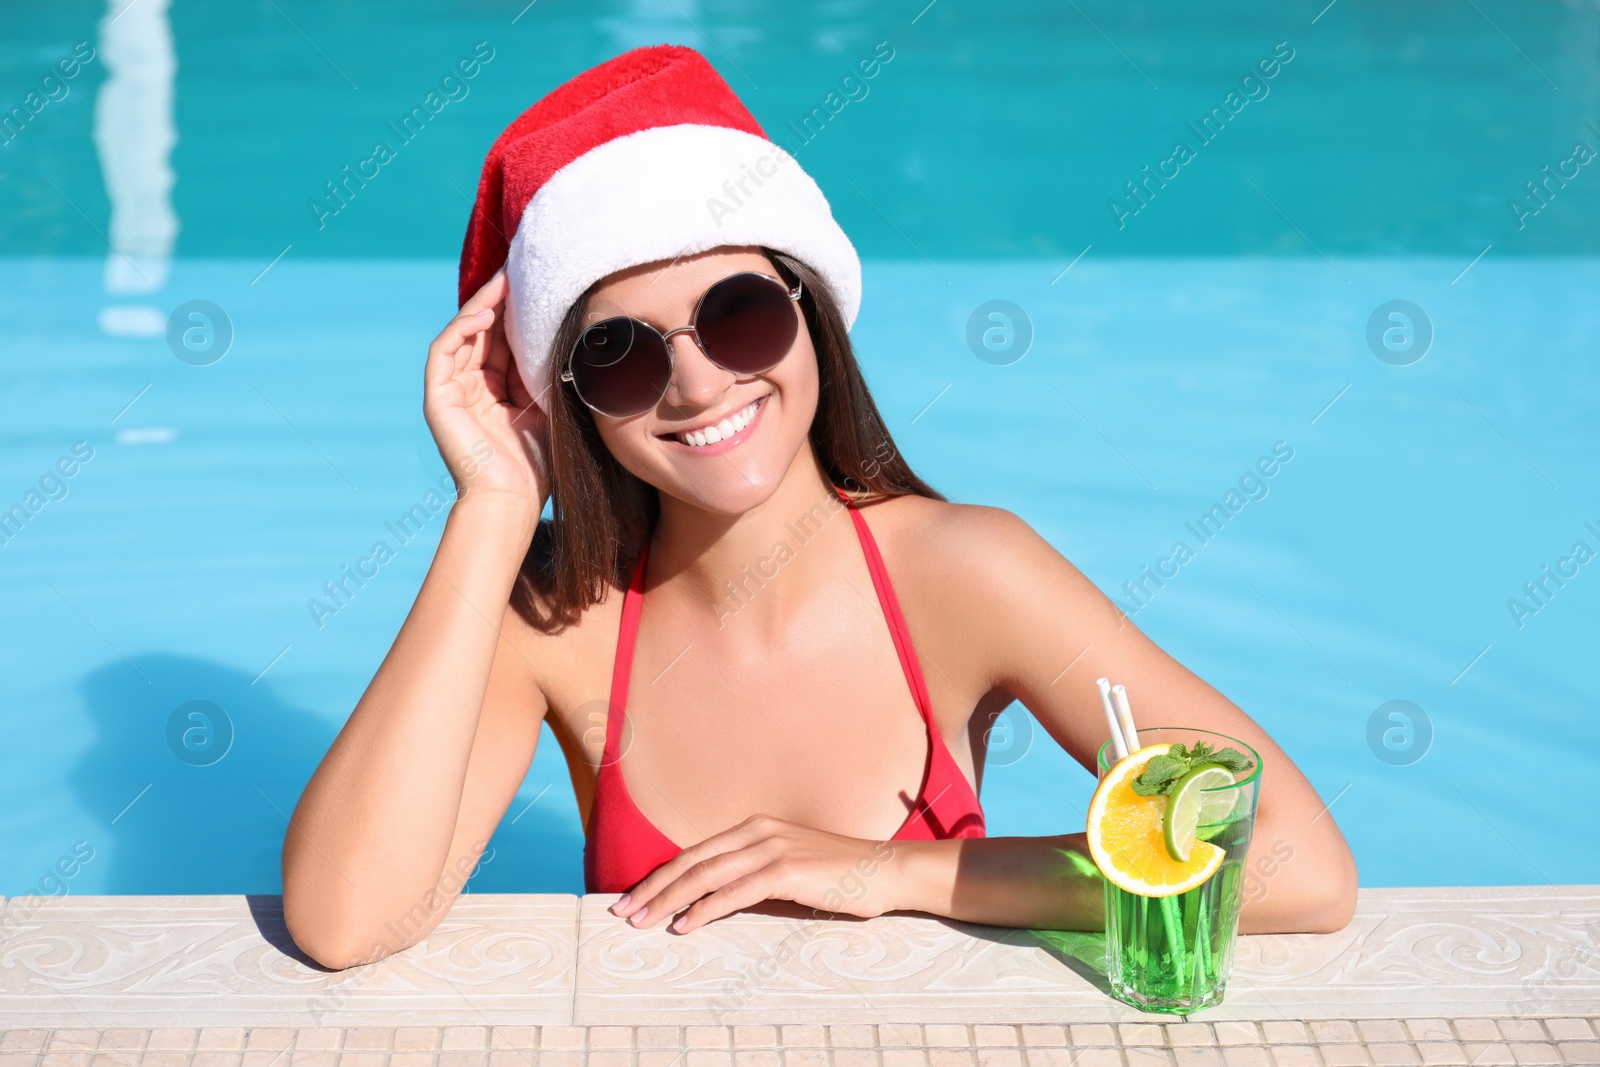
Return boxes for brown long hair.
[509,249,943,634]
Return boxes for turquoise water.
[3,1,1598,898]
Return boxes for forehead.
[584,247,775,324]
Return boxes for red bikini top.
[583,489,987,894]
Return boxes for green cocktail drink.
[1094,727,1262,1014]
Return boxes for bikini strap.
[604,543,650,760]
[837,490,939,728]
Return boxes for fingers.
[460,266,509,317]
[623,843,771,931]
[669,869,777,934]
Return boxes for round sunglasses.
[560,271,803,418]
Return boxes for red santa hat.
[458,45,862,411]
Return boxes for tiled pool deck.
[1,886,1596,1065]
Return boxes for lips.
[659,394,769,455]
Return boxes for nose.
[661,331,735,413]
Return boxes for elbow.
[1295,853,1360,934]
[282,888,400,972]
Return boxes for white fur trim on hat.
[503,123,862,408]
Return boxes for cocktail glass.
[1095,727,1263,1014]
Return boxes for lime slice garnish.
[1163,764,1239,862]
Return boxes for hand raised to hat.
[422,267,550,535]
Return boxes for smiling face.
[576,247,820,515]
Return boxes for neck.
[649,445,856,627]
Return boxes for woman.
[282,46,1356,970]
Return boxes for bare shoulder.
[860,493,1067,593]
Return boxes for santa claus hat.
[458,45,862,411]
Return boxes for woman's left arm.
[886,505,1358,935]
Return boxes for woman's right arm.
[282,271,554,969]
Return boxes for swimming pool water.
[3,0,1598,898]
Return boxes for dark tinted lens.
[695,273,798,374]
[569,317,671,418]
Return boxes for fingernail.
[670,915,687,932]
[612,893,631,913]
[628,905,649,926]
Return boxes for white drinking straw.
[1111,684,1141,751]
[1097,677,1128,760]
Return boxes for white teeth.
[675,398,761,448]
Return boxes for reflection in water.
[93,0,177,337]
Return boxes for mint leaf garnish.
[1130,738,1255,797]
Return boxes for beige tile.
[96,1030,147,1053]
[644,1053,691,1067]
[333,1054,385,1067]
[489,1027,534,1051]
[1212,1024,1259,1047]
[539,1027,586,1052]
[883,1052,932,1067]
[1221,1049,1271,1067]
[687,1027,732,1049]
[781,1051,829,1067]
[925,1026,972,1048]
[590,1027,634,1050]
[46,1033,97,1052]
[1307,1022,1360,1046]
[286,1053,337,1067]
[1505,1044,1560,1065]
[246,1030,296,1052]
[1019,1027,1066,1048]
[1544,1021,1595,1042]
[1173,1051,1224,1067]
[1121,1026,1166,1048]
[393,1029,440,1051]
[1023,1051,1081,1067]
[1316,1047,1372,1067]
[832,1027,879,1049]
[389,1055,437,1067]
[1356,1022,1407,1045]
[1559,1043,1600,1065]
[1266,1048,1320,1067]
[189,1053,244,1067]
[1365,1045,1420,1066]
[733,1027,778,1049]
[638,1027,683,1049]
[881,1026,927,1049]
[1167,1025,1217,1047]
[1457,1045,1515,1067]
[40,1057,94,1067]
[929,1051,976,1067]
[1452,1021,1501,1043]
[1496,1023,1548,1044]
[0,1033,48,1052]
[440,1027,488,1050]
[1124,1050,1177,1067]
[1403,1021,1453,1044]
[590,1052,634,1067]
[198,1030,247,1052]
[688,1052,736,1067]
[1069,1052,1126,1067]
[735,1052,783,1067]
[144,1031,196,1052]
[779,1028,825,1050]
[439,1052,488,1067]
[834,1051,881,1067]
[1072,1025,1119,1047]
[341,1029,390,1051]
[295,1029,343,1050]
[535,1053,583,1067]
[139,1054,193,1067]
[975,1051,1025,1067]
[1414,1044,1467,1066]
[1262,1024,1310,1046]
[486,1051,534,1067]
